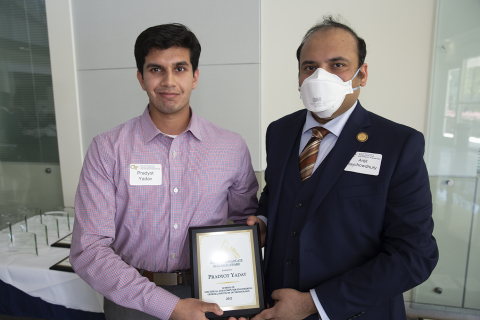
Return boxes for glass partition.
[414,176,475,307]
[426,1,480,177]
[0,0,64,213]
[464,183,480,309]
[415,0,480,314]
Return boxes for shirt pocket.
[123,185,165,232]
[337,182,384,198]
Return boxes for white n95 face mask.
[299,68,361,118]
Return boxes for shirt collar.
[186,108,203,141]
[140,105,159,143]
[140,105,203,143]
[302,100,358,138]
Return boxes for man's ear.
[359,63,368,87]
[137,70,146,91]
[192,68,199,90]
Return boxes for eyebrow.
[145,63,162,69]
[301,60,317,67]
[145,61,190,69]
[326,56,350,63]
[301,57,350,67]
[174,61,189,67]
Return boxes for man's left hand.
[246,216,266,247]
[250,289,317,320]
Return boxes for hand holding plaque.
[189,224,266,319]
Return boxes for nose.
[161,70,175,87]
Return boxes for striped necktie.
[299,127,329,185]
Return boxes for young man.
[249,17,438,320]
[70,24,258,320]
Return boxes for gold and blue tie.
[299,127,329,185]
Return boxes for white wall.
[261,0,437,169]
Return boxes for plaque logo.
[210,239,243,267]
[220,239,240,260]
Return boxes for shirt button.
[286,259,292,265]
[174,223,178,229]
[290,231,296,237]
[173,187,178,193]
[173,151,177,157]
[296,203,302,208]
[171,254,176,258]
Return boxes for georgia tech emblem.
[130,164,138,170]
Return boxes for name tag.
[130,164,162,185]
[344,152,382,176]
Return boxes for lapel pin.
[356,132,368,142]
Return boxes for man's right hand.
[170,298,223,320]
[246,216,266,247]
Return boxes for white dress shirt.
[299,101,357,172]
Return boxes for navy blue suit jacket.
[257,102,438,320]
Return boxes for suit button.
[290,231,296,236]
[296,203,302,208]
[286,259,292,265]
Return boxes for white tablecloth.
[0,229,104,313]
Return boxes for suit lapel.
[266,110,306,225]
[305,102,372,222]
[265,110,305,269]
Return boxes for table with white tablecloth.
[0,224,104,317]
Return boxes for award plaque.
[50,233,72,248]
[189,224,265,319]
[50,256,74,273]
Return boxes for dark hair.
[134,23,201,76]
[296,16,366,69]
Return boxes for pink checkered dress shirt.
[70,106,258,319]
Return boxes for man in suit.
[246,16,439,320]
